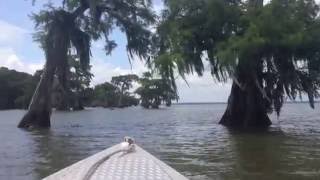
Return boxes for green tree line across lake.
[0,67,177,110]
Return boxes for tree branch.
[71,0,89,20]
[232,75,245,91]
[254,76,271,102]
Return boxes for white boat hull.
[43,143,188,180]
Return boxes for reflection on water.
[0,103,320,180]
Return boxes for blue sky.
[0,0,231,102]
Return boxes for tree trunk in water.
[53,78,70,111]
[117,85,125,108]
[18,12,69,128]
[55,89,70,111]
[73,102,84,111]
[72,92,84,111]
[17,64,55,128]
[219,81,272,129]
[118,94,123,108]
[55,52,70,111]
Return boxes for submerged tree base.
[219,82,272,129]
[18,109,51,128]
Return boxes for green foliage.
[111,74,139,107]
[135,72,178,108]
[68,55,92,91]
[89,75,139,108]
[217,0,320,114]
[0,67,39,109]
[49,54,93,110]
[0,67,171,110]
[154,0,320,115]
[32,0,156,64]
[111,74,139,93]
[152,0,241,81]
[27,0,156,114]
[91,82,120,107]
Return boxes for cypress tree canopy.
[153,0,320,115]
[18,0,156,128]
[32,0,156,70]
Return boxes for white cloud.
[93,40,105,49]
[153,0,164,14]
[0,20,28,46]
[170,55,231,102]
[176,71,231,103]
[153,4,164,15]
[90,57,230,102]
[90,58,148,86]
[0,20,42,74]
[0,48,43,74]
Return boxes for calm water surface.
[0,103,320,180]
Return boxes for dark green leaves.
[154,0,320,115]
[136,72,178,108]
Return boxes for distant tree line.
[0,67,40,109]
[0,67,177,110]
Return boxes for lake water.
[0,103,320,180]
